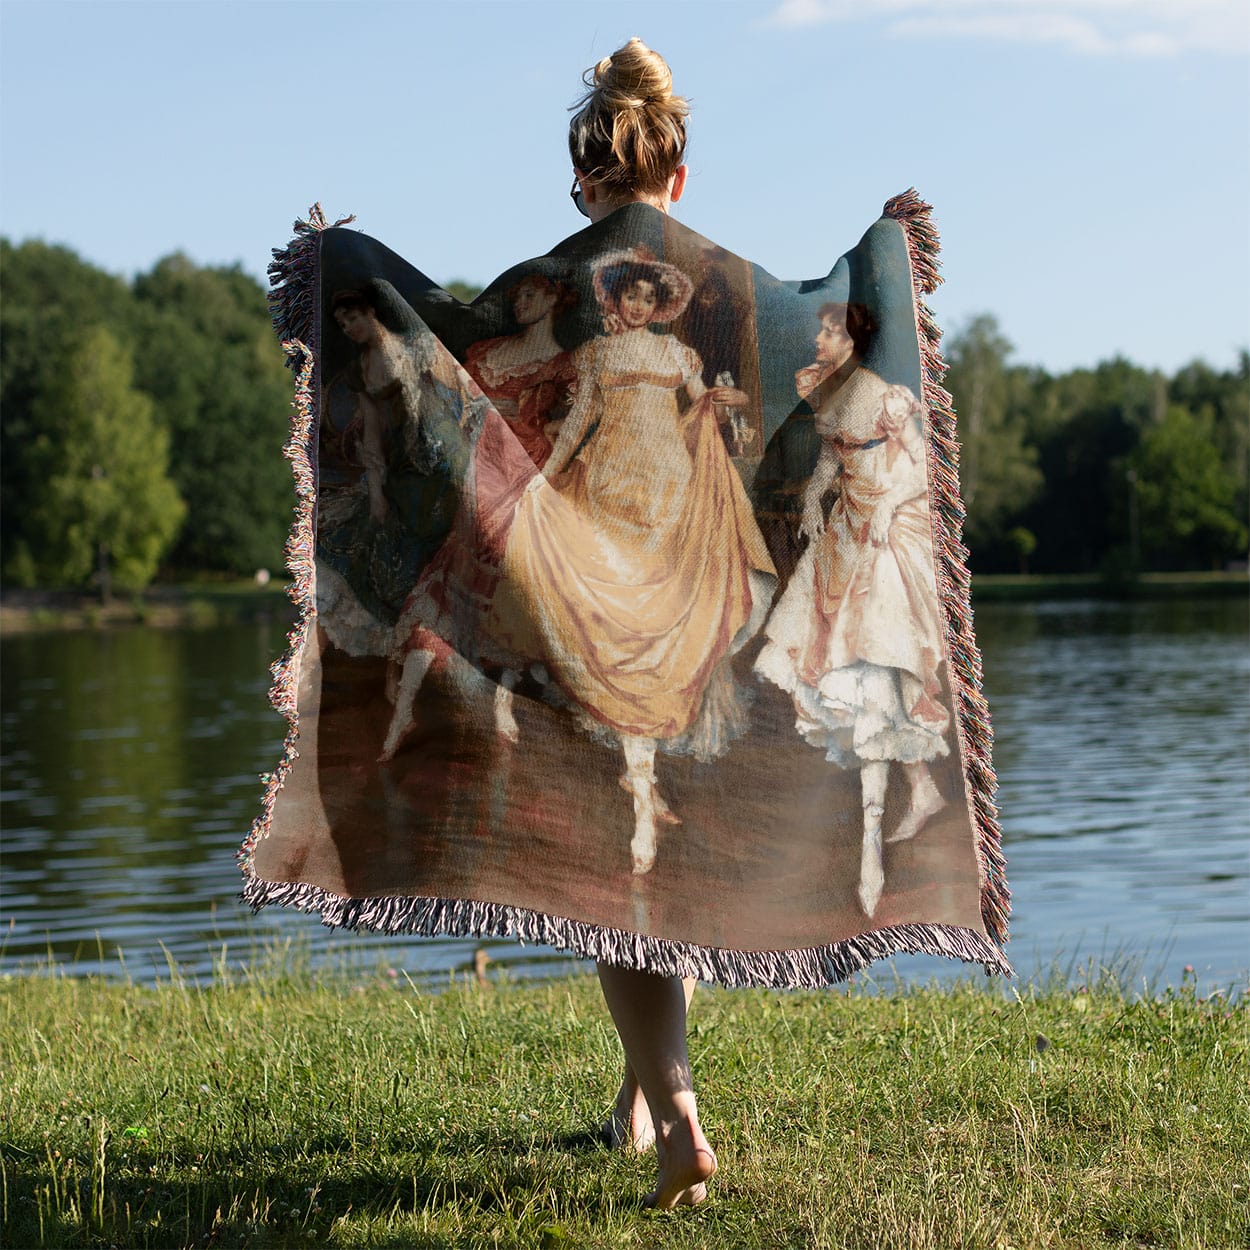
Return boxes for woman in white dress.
[756,302,949,918]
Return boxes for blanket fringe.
[883,188,1011,950]
[240,872,1013,988]
[266,203,355,359]
[238,205,348,874]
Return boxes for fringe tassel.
[883,188,1011,950]
[238,204,349,875]
[266,203,355,364]
[236,341,317,875]
[240,872,1014,988]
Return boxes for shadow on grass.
[4,1127,636,1250]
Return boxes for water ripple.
[1,601,1246,992]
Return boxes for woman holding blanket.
[555,38,734,1208]
[248,27,1012,1217]
[381,41,749,1205]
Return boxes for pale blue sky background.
[1,0,1247,374]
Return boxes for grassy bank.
[969,571,1248,602]
[0,581,296,634]
[1,571,1245,633]
[2,967,1245,1249]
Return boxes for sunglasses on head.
[570,176,589,219]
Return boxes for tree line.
[945,315,1247,575]
[1,238,1245,594]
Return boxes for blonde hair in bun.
[568,37,689,196]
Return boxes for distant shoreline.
[1,570,1245,634]
[0,581,295,634]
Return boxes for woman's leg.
[858,759,889,916]
[603,977,696,1151]
[888,760,945,843]
[378,647,436,762]
[596,963,716,1208]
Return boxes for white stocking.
[378,649,435,762]
[622,735,660,875]
[858,760,888,917]
[494,668,521,743]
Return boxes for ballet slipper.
[618,774,680,824]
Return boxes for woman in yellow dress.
[489,246,775,829]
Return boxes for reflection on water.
[2,597,1247,990]
[968,596,1249,992]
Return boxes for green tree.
[1,239,139,579]
[24,327,185,596]
[131,256,293,574]
[1169,353,1250,537]
[1022,358,1161,573]
[444,279,483,304]
[943,315,1043,564]
[1130,405,1246,570]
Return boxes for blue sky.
[1,0,1246,374]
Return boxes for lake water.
[2,597,1247,994]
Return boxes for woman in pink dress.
[378,274,577,755]
[463,273,578,469]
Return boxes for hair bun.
[569,38,689,196]
[594,36,674,109]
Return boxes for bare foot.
[601,1080,655,1152]
[645,1117,717,1210]
[888,774,945,843]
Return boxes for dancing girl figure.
[486,245,775,875]
[755,302,950,918]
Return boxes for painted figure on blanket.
[463,273,579,469]
[755,302,950,918]
[486,246,777,874]
[669,244,761,461]
[316,283,468,656]
[379,275,580,758]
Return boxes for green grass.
[2,962,1246,1249]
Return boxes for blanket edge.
[883,188,1011,950]
[240,871,1013,987]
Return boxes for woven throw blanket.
[239,192,1011,987]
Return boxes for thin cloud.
[766,0,1250,57]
